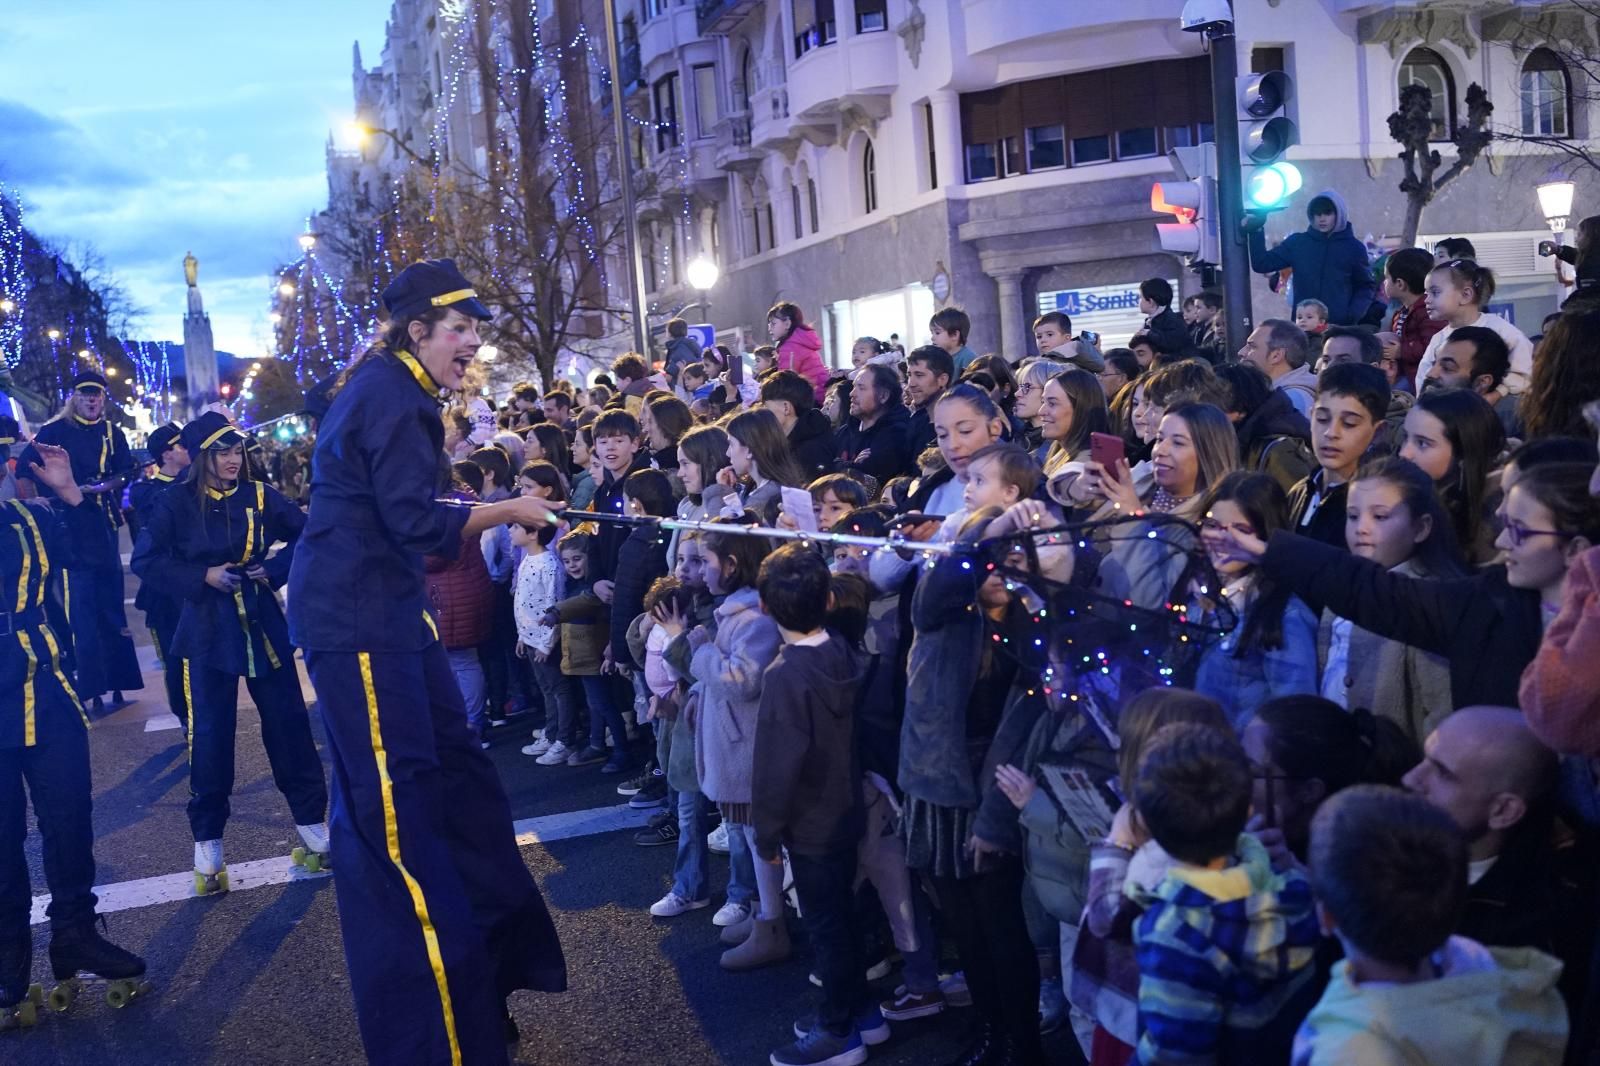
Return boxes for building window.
[1116,127,1158,159]
[793,0,837,58]
[1398,48,1455,141]
[998,136,1023,177]
[965,142,998,182]
[738,47,754,111]
[863,138,878,213]
[807,178,819,232]
[958,57,1212,183]
[856,0,888,33]
[766,202,777,248]
[653,73,681,151]
[791,184,803,238]
[645,0,669,19]
[752,207,763,254]
[924,102,939,189]
[1025,125,1065,170]
[1070,134,1111,165]
[693,64,720,138]
[1521,48,1571,137]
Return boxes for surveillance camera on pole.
[1180,0,1233,33]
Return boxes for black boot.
[0,932,30,1006]
[48,921,144,982]
[941,1019,997,1066]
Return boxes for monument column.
[182,252,219,416]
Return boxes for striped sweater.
[1130,833,1320,1065]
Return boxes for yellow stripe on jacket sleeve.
[37,626,87,727]
[12,527,29,613]
[357,652,463,1066]
[16,630,38,746]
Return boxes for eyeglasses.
[1016,383,1039,396]
[1501,519,1570,548]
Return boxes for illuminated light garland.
[0,184,26,371]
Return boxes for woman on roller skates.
[130,411,330,895]
[288,259,566,1065]
[0,424,146,1031]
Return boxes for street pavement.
[7,552,1088,1065]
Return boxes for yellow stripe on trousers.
[183,661,194,756]
[357,652,462,1066]
[16,630,38,747]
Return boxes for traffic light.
[1152,144,1221,265]
[1238,70,1301,212]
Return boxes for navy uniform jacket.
[131,480,304,678]
[19,415,136,543]
[127,471,179,597]
[287,349,471,653]
[1,496,105,749]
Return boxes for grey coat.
[691,586,781,806]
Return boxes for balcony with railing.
[713,110,761,172]
[783,7,895,124]
[696,0,761,36]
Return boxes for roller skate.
[0,934,42,1032]
[290,822,331,874]
[46,921,149,1012]
[192,839,229,896]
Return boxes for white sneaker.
[536,740,571,766]
[707,822,730,854]
[521,735,553,757]
[649,892,710,918]
[194,839,224,876]
[295,822,330,854]
[711,899,751,927]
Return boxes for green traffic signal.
[1244,161,1303,210]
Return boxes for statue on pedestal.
[184,252,199,288]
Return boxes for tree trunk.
[1401,192,1427,248]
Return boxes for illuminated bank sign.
[1037,280,1178,349]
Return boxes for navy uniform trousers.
[0,713,95,936]
[306,641,566,1066]
[183,660,325,842]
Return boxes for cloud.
[0,99,149,190]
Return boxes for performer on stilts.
[127,422,190,735]
[288,259,566,1065]
[15,372,143,713]
[0,423,147,1032]
[130,412,329,894]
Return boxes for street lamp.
[278,281,296,297]
[686,256,720,292]
[297,232,317,252]
[1537,177,1577,289]
[0,298,13,314]
[46,328,60,340]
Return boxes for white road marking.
[143,713,183,733]
[30,802,654,925]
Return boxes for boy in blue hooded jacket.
[1248,189,1379,327]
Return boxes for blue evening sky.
[0,2,389,357]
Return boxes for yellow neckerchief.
[152,471,176,483]
[70,411,113,475]
[393,348,443,398]
[204,482,239,501]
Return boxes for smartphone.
[1538,240,1558,258]
[726,352,744,387]
[1089,431,1125,469]
[1079,330,1100,346]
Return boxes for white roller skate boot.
[291,823,331,873]
[193,840,228,896]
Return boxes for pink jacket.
[777,325,829,404]
[1520,545,1600,756]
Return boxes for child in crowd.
[511,514,578,763]
[751,543,880,1066]
[590,409,649,581]
[1294,299,1329,336]
[569,425,597,510]
[692,519,788,969]
[1320,457,1458,742]
[1128,723,1320,1064]
[808,473,868,531]
[721,408,807,525]
[1292,786,1568,1064]
[1033,311,1105,372]
[681,362,715,402]
[1382,247,1446,389]
[930,306,979,374]
[543,530,624,769]
[604,469,677,778]
[960,442,1041,521]
[1193,472,1320,729]
[1414,257,1534,397]
[1398,386,1506,563]
[1287,362,1389,547]
[1068,688,1232,1066]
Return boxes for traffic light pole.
[1205,25,1253,356]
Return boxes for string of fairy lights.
[272,0,707,385]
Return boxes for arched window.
[739,47,754,111]
[863,139,878,214]
[1521,48,1571,137]
[1398,48,1456,141]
